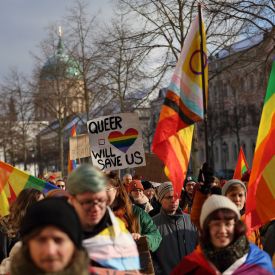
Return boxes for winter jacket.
[152,208,198,275]
[262,220,275,267]
[171,243,274,275]
[190,189,262,248]
[10,245,90,275]
[83,207,140,271]
[0,216,19,262]
[132,204,162,252]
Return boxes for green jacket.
[132,204,162,252]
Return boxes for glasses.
[57,185,65,189]
[209,220,235,230]
[74,196,107,209]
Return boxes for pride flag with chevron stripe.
[152,14,208,195]
[0,161,57,216]
[245,59,275,232]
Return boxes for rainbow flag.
[68,124,77,173]
[245,59,275,232]
[152,14,207,195]
[0,161,57,216]
[233,147,249,180]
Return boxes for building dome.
[41,36,81,80]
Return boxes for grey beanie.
[222,179,247,196]
[200,195,240,228]
[66,164,107,195]
[157,182,174,202]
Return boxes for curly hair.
[4,188,44,238]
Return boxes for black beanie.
[141,180,153,190]
[20,197,82,248]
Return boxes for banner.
[87,113,146,171]
[69,134,90,160]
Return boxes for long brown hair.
[107,173,140,233]
[4,188,44,238]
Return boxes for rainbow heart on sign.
[108,128,139,153]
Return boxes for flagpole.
[198,3,209,163]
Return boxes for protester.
[10,197,90,275]
[46,188,70,199]
[66,164,140,271]
[241,170,251,186]
[122,173,132,193]
[180,176,196,213]
[47,175,57,185]
[106,174,162,253]
[0,188,44,262]
[129,180,153,213]
[222,179,262,247]
[190,164,263,248]
[142,180,161,216]
[152,182,198,275]
[106,173,161,274]
[210,176,221,187]
[55,179,66,190]
[262,219,275,266]
[172,195,273,274]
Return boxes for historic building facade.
[149,28,275,176]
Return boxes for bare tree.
[116,0,274,172]
[64,0,106,120]
[92,15,167,114]
[32,27,85,176]
[1,69,34,169]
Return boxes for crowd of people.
[0,163,274,274]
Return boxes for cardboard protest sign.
[69,134,90,160]
[87,113,146,171]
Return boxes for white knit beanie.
[157,182,174,202]
[222,179,247,196]
[200,195,240,228]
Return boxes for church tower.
[34,27,85,122]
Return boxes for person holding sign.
[66,164,140,271]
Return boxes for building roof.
[41,36,81,80]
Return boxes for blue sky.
[0,0,113,79]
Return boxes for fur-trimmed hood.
[10,245,90,275]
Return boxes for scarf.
[10,246,90,275]
[202,235,249,272]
